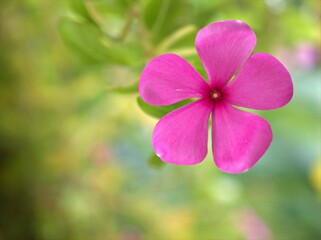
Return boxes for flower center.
[210,89,223,101]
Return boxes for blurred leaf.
[148,152,165,168]
[69,0,94,23]
[58,16,135,66]
[85,0,130,39]
[156,24,196,53]
[89,0,136,15]
[137,97,192,119]
[107,82,138,94]
[169,47,197,57]
[143,0,185,40]
[143,0,168,30]
[185,55,208,80]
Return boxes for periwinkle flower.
[139,20,293,173]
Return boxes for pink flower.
[139,20,293,173]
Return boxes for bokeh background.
[0,0,320,239]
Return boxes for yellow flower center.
[211,89,223,101]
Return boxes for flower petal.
[212,102,272,174]
[195,20,256,88]
[152,99,212,165]
[224,53,293,110]
[139,53,210,106]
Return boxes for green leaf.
[107,82,138,94]
[69,0,94,23]
[185,55,208,80]
[148,152,165,168]
[84,0,128,38]
[143,0,185,41]
[155,24,197,53]
[58,16,135,66]
[137,97,192,119]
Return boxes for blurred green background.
[0,0,320,239]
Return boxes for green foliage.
[69,0,94,23]
[107,82,138,94]
[148,152,165,168]
[0,0,320,239]
[58,16,134,66]
[137,97,192,119]
[143,0,186,40]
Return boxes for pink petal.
[139,54,210,106]
[224,53,293,110]
[152,99,213,165]
[195,20,256,88]
[212,102,272,174]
